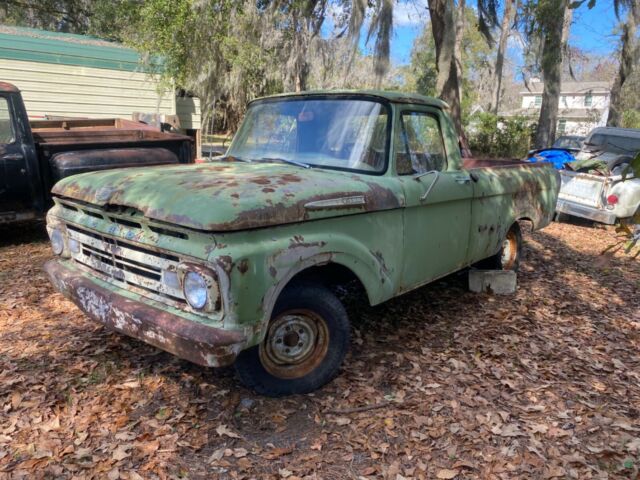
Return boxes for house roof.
[0,25,155,72]
[521,81,610,95]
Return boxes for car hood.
[52,162,403,231]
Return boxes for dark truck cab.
[0,82,194,224]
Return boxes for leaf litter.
[0,220,638,479]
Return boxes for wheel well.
[280,263,370,304]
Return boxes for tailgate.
[558,171,607,208]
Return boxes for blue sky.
[353,0,622,66]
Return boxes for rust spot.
[44,260,245,368]
[237,259,249,274]
[0,82,19,92]
[371,250,390,278]
[275,173,303,184]
[231,193,240,199]
[251,177,270,185]
[262,187,275,193]
[269,266,277,278]
[216,255,234,273]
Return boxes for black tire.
[480,223,523,271]
[234,282,350,397]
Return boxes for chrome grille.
[66,224,185,304]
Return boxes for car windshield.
[227,98,389,173]
[553,136,584,150]
[584,133,640,155]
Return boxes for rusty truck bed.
[30,118,189,146]
[463,158,543,170]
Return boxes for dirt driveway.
[0,221,639,479]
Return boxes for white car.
[556,127,640,224]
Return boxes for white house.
[517,79,610,136]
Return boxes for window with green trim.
[585,92,593,107]
[558,119,567,135]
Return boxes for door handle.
[455,175,471,184]
[1,153,23,161]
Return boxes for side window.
[0,97,14,144]
[396,112,447,175]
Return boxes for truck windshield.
[227,98,389,173]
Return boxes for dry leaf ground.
[0,220,639,479]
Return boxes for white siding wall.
[558,94,608,109]
[521,92,608,109]
[0,58,175,119]
[176,96,201,130]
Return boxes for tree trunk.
[490,0,516,114]
[607,0,639,127]
[428,0,470,155]
[453,0,465,106]
[534,0,571,149]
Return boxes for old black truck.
[0,82,194,225]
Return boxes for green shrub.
[467,112,535,158]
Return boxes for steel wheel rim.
[260,309,330,379]
[501,230,519,270]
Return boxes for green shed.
[0,25,201,141]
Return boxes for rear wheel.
[235,283,350,396]
[481,223,523,271]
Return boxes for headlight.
[50,228,64,255]
[183,271,208,310]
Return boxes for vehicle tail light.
[606,194,619,205]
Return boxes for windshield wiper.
[257,157,311,169]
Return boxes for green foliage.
[621,110,640,129]
[467,112,535,158]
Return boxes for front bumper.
[44,259,247,367]
[556,198,617,224]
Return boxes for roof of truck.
[252,90,449,108]
[588,126,640,138]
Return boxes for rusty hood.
[52,162,403,231]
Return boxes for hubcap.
[500,231,519,270]
[260,309,329,379]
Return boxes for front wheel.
[235,283,350,396]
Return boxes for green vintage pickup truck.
[45,91,559,395]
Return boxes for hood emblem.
[304,195,366,210]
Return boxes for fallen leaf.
[333,417,351,426]
[112,444,132,461]
[436,468,459,479]
[216,424,241,439]
[208,448,225,463]
[279,467,293,478]
[233,448,248,458]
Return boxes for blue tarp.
[527,148,576,169]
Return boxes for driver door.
[398,108,473,290]
[0,94,31,216]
